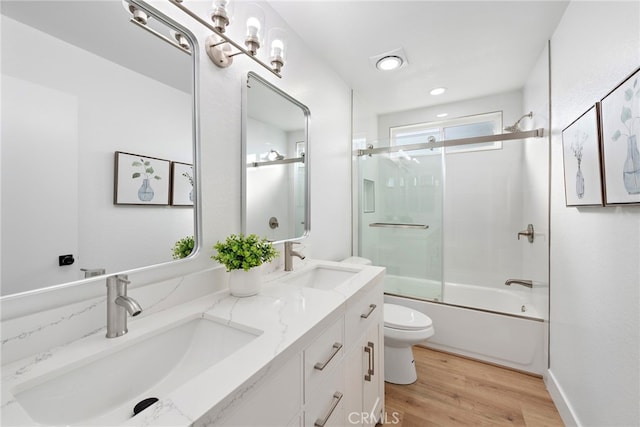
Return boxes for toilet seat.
[384,303,432,331]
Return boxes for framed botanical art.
[114,151,170,205]
[171,162,194,206]
[561,104,604,206]
[600,67,640,205]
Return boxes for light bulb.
[268,28,287,73]
[246,17,261,36]
[210,0,232,33]
[271,39,284,57]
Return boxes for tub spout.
[504,279,533,288]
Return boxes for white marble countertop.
[1,259,384,426]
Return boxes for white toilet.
[341,257,435,385]
[383,303,434,384]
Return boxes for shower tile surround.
[1,260,384,426]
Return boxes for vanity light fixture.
[169,0,285,77]
[429,87,447,96]
[268,27,287,74]
[122,1,191,55]
[244,3,265,56]
[210,0,233,33]
[170,30,190,50]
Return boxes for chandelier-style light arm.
[168,0,282,78]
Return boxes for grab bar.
[369,223,429,229]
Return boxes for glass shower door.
[357,147,443,302]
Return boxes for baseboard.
[545,369,581,427]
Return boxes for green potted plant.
[211,234,278,297]
[172,235,195,259]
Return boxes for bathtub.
[384,275,547,375]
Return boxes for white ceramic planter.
[228,268,261,297]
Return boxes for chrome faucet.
[504,279,533,288]
[106,274,142,338]
[284,241,305,271]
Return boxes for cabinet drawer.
[304,316,344,397]
[345,281,383,344]
[304,362,345,427]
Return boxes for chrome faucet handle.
[115,274,131,284]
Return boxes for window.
[389,111,503,156]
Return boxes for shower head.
[267,149,285,161]
[504,111,533,133]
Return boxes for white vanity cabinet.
[343,281,385,426]
[303,315,345,427]
[208,276,384,427]
[209,352,303,427]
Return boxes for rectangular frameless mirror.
[242,72,310,242]
[1,1,198,296]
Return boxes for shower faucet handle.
[517,224,535,243]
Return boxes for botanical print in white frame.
[114,151,170,205]
[561,105,603,207]
[600,67,640,205]
[171,162,194,206]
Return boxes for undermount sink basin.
[283,265,360,290]
[12,315,261,426]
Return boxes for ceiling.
[268,0,570,115]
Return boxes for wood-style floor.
[383,346,564,426]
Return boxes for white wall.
[548,2,640,426]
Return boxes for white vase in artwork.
[623,134,640,194]
[228,267,261,297]
[575,159,585,199]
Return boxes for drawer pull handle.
[360,303,377,319]
[364,341,375,381]
[314,391,343,427]
[314,342,343,371]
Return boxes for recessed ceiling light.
[430,87,446,96]
[369,48,408,71]
[376,55,403,71]
[436,113,448,118]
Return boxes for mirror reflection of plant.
[612,76,640,142]
[172,236,195,259]
[132,158,162,181]
[212,234,278,271]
